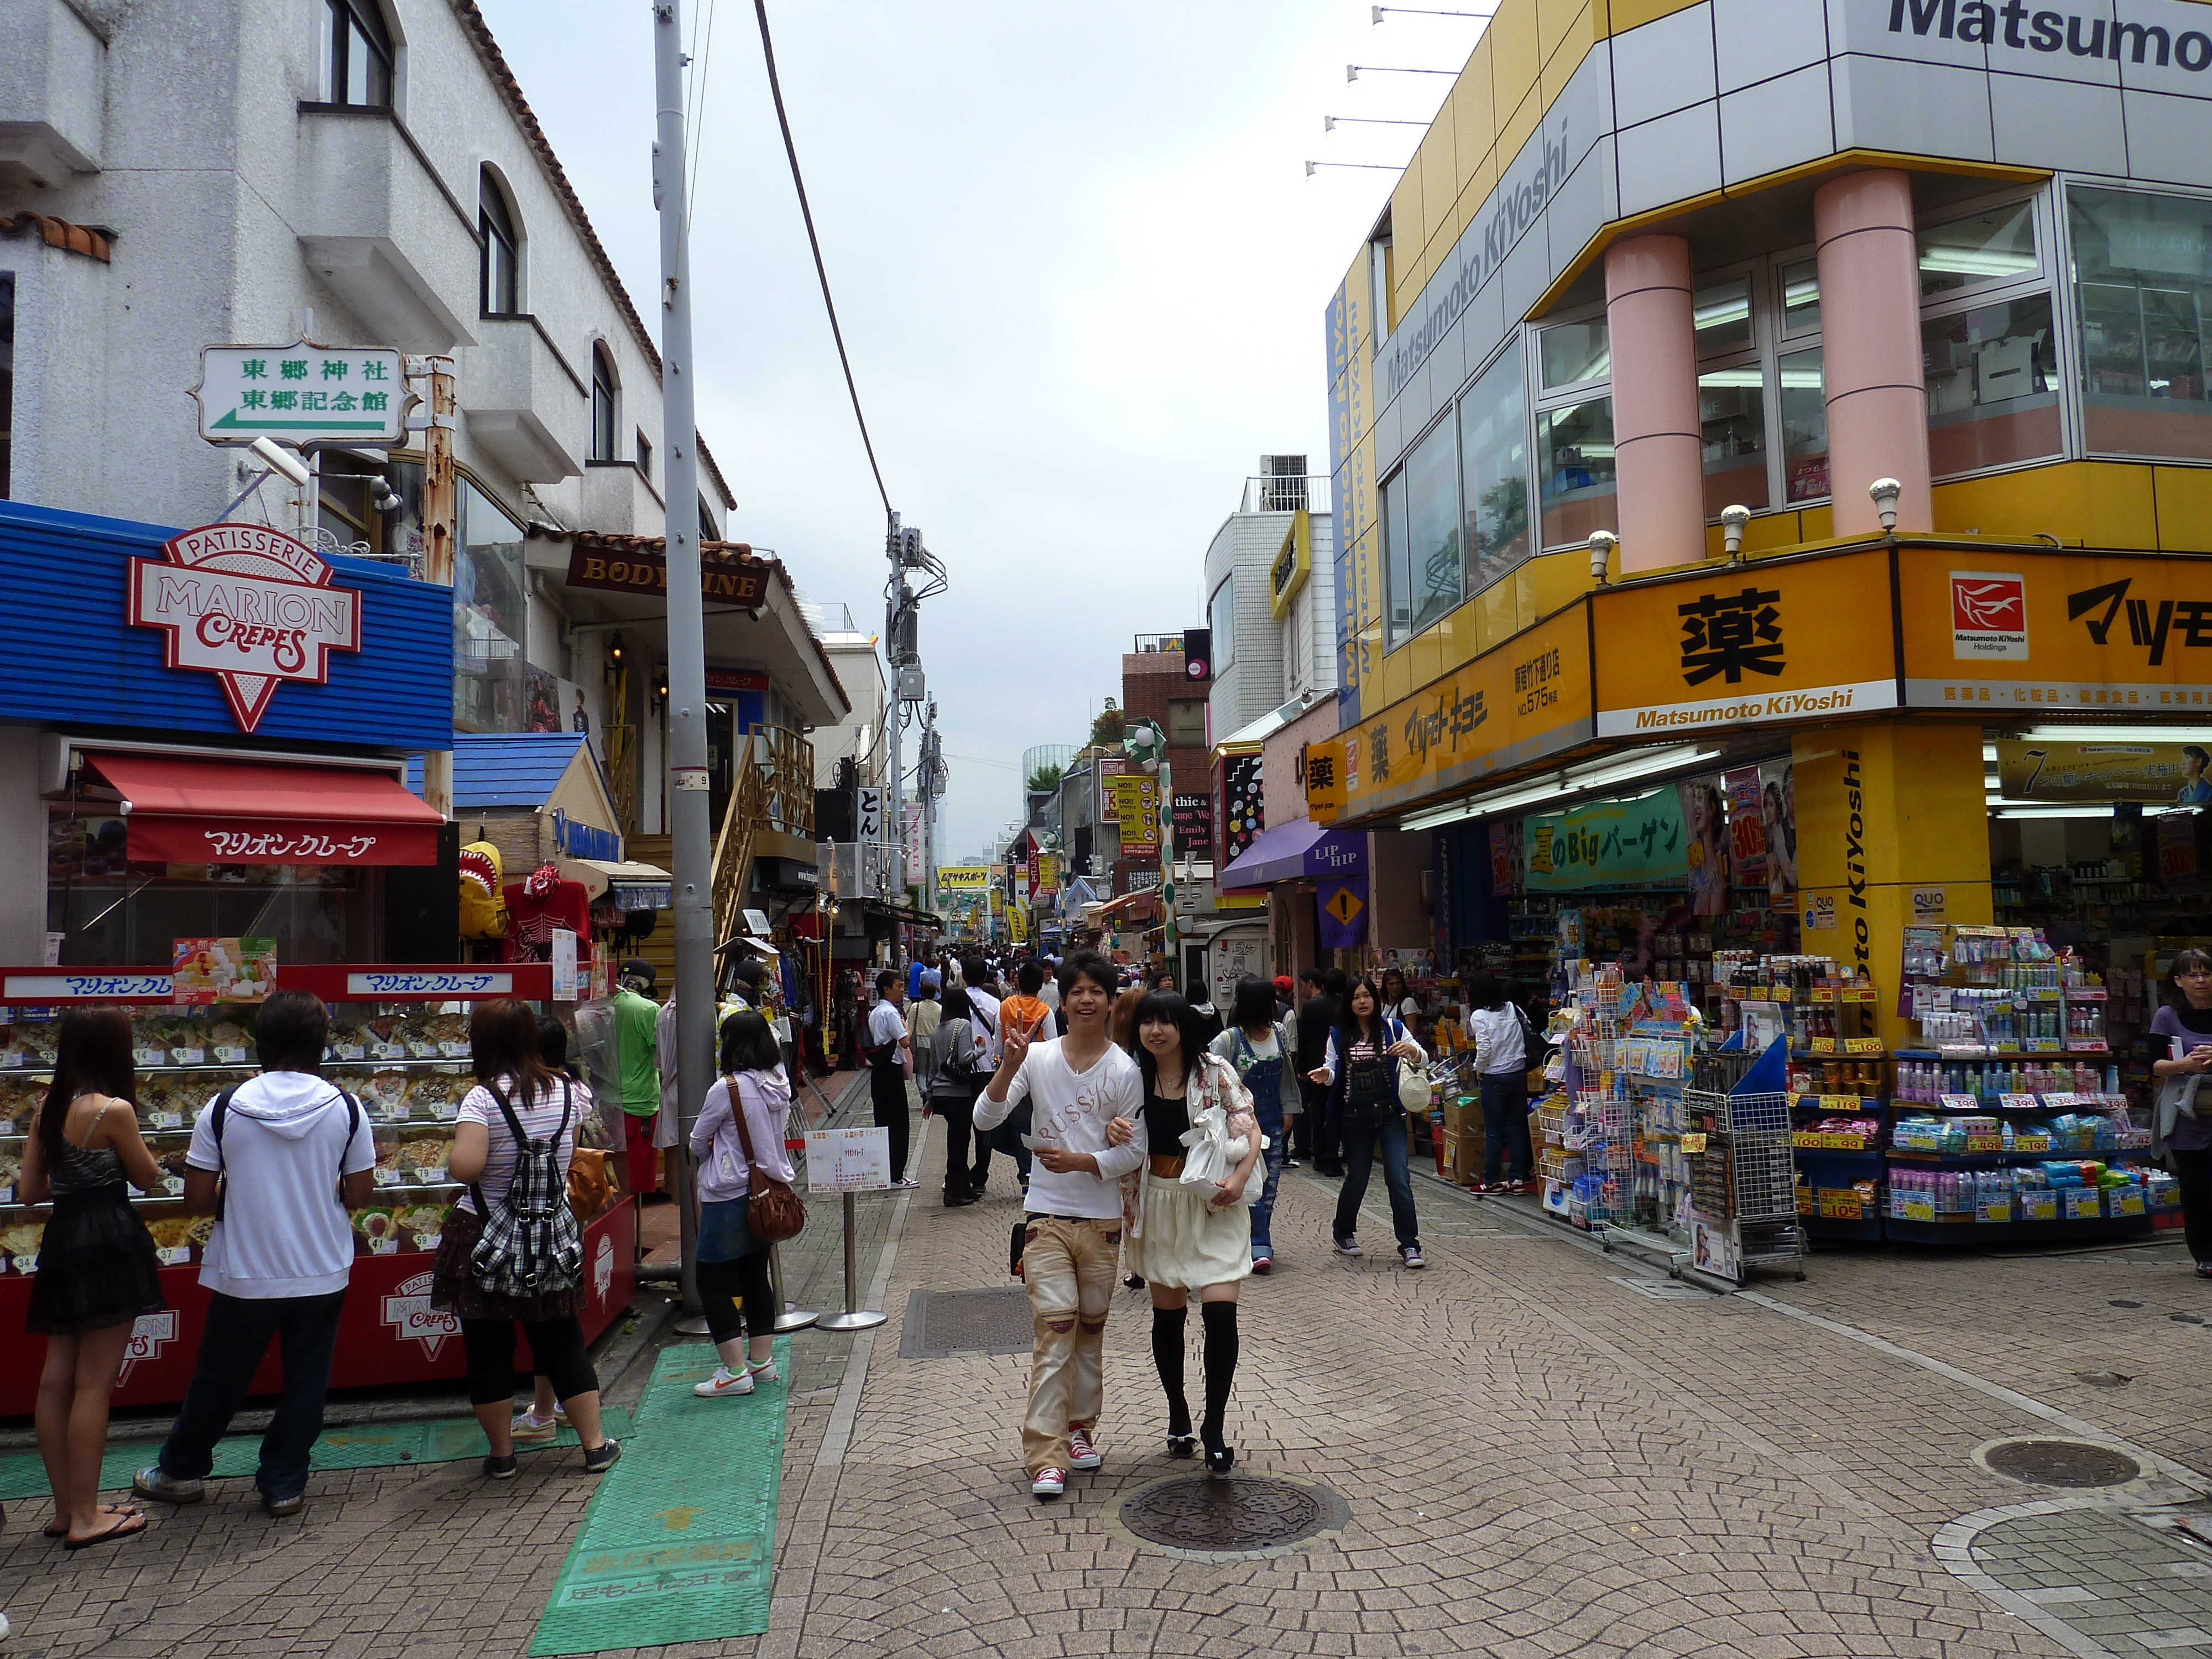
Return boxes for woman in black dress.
[22,1008,165,1548]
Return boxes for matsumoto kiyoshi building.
[1314,0,2212,1059]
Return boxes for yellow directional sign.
[655,1505,707,1532]
[1323,885,1363,926]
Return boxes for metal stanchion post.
[815,1191,886,1332]
[672,1146,709,1335]
[770,1242,817,1333]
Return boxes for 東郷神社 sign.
[191,341,409,446]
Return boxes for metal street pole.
[885,521,906,952]
[653,0,712,1319]
[413,354,457,821]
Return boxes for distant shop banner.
[1523,790,1686,893]
[1171,790,1213,860]
[938,866,992,892]
[1106,774,1159,855]
[1996,739,2212,804]
[1220,754,1264,864]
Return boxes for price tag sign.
[213,1045,248,1066]
[134,1046,167,1068]
[374,1168,401,1187]
[1938,1093,1977,1113]
[156,1245,192,1267]
[160,1175,184,1195]
[335,1041,368,1061]
[169,1047,206,1066]
[413,1232,441,1252]
[1681,1132,1709,1154]
[13,1253,40,1273]
[1998,1093,2039,1111]
[149,1111,184,1131]
[438,1041,470,1060]
[371,1042,406,1062]
[431,1102,457,1123]
[1843,1037,1885,1056]
[370,1237,398,1255]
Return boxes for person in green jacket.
[614,959,664,1198]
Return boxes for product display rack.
[0,962,637,1415]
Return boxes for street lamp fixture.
[1587,530,1618,586]
[603,630,625,685]
[1869,477,1903,533]
[1720,504,1751,564]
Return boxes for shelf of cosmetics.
[1799,1164,2169,1225]
[1900,926,2111,1053]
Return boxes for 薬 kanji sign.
[192,341,409,446]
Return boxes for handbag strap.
[725,1073,770,1178]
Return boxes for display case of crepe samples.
[0,1002,623,1275]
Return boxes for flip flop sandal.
[65,1509,147,1550]
[46,1503,140,1538]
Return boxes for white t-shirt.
[186,1071,377,1298]
[456,1074,584,1216]
[967,987,1003,1066]
[1039,978,1061,1012]
[1468,1006,1528,1075]
[868,999,907,1053]
[973,1036,1144,1219]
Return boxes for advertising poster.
[1724,767,1767,890]
[171,937,277,1004]
[1677,775,1732,916]
[1523,789,1686,893]
[1107,775,1159,855]
[2159,812,2199,880]
[1760,759,1797,900]
[523,664,562,733]
[1995,740,2212,804]
[1488,820,1520,895]
[1220,754,1265,864]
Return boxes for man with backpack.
[134,991,375,1518]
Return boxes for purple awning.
[1217,818,1366,890]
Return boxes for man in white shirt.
[865,969,917,1188]
[961,956,1012,1197]
[974,951,1143,1499]
[134,990,375,1518]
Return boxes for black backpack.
[208,1082,362,1220]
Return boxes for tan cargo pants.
[1018,1214,1120,1477]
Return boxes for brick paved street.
[7,1098,2212,1658]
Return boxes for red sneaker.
[1066,1425,1103,1470]
[1031,1467,1067,1499]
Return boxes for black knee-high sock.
[1200,1301,1238,1445]
[1151,1305,1189,1436]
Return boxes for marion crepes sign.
[127,524,363,732]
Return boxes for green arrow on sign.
[209,409,394,432]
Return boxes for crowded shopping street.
[12,0,2212,1653]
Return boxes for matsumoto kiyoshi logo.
[128,523,363,732]
[1678,586,1784,686]
[1952,570,2028,659]
[1891,0,2212,70]
[382,1270,460,1359]
[2069,576,2212,666]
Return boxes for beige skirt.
[1125,1175,1253,1290]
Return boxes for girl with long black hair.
[1105,990,1264,1473]
[1306,977,1428,1269]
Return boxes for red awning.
[85,752,445,866]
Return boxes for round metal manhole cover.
[1983,1439,2142,1488]
[1112,1474,1349,1562]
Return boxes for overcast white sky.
[478,0,1475,860]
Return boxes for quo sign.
[129,524,363,732]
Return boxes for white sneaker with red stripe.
[1031,1467,1067,1499]
[1066,1425,1103,1470]
[692,1365,755,1398]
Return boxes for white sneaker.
[747,1359,780,1385]
[693,1365,755,1398]
[1031,1467,1067,1499]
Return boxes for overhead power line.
[752,0,894,524]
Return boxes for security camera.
[249,436,313,489]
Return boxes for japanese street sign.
[193,341,408,446]
[856,789,884,840]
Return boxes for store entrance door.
[706,700,735,831]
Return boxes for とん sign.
[193,341,408,446]
[129,523,363,732]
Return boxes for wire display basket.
[1683,1086,1804,1284]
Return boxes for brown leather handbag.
[727,1075,807,1243]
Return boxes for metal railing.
[1131,633,1183,654]
[711,724,816,946]
[1240,474,1333,514]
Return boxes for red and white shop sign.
[1951,570,2028,660]
[128,523,363,732]
[380,1269,460,1360]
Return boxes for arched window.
[479,168,520,316]
[589,344,618,461]
[325,0,394,108]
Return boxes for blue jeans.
[1480,1072,1532,1183]
[156,1288,348,1501]
[1334,1110,1420,1250]
[1249,1124,1285,1255]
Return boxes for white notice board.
[805,1126,891,1193]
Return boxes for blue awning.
[1217,819,1366,890]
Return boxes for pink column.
[1604,234,1706,573]
[1814,169,1933,535]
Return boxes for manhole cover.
[1114,1475,1348,1561]
[898,1287,1035,1358]
[1984,1439,2142,1488]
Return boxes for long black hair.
[1334,976,1389,1049]
[1230,975,1276,1035]
[1132,989,1207,1093]
[940,984,973,1024]
[39,1007,136,1168]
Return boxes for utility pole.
[412,354,457,820]
[884,516,906,940]
[652,0,712,1319]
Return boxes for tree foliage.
[1025,763,1065,796]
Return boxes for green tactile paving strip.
[0,1405,635,1501]
[527,1339,788,1656]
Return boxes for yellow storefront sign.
[1897,547,2212,712]
[1105,774,1159,854]
[938,866,992,892]
[1323,607,1592,821]
[1592,549,1896,738]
